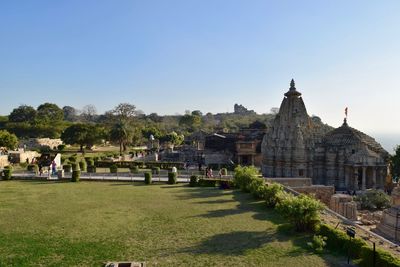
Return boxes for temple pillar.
[353,166,359,190]
[372,167,377,189]
[362,166,367,191]
[344,166,349,189]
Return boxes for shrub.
[71,170,80,182]
[110,164,118,173]
[130,166,139,174]
[307,235,327,253]
[68,155,77,163]
[168,172,177,184]
[198,178,218,187]
[264,183,284,207]
[233,165,259,192]
[63,164,72,173]
[359,244,400,267]
[57,144,66,151]
[79,161,87,172]
[87,165,96,173]
[85,158,94,166]
[152,167,160,175]
[144,172,152,184]
[248,177,266,199]
[189,175,199,187]
[71,163,80,171]
[276,193,324,232]
[355,189,391,210]
[27,164,39,173]
[2,168,12,180]
[19,162,28,169]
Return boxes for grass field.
[0,181,346,266]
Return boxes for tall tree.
[80,104,97,122]
[112,103,136,122]
[9,105,37,123]
[110,121,132,155]
[37,103,64,123]
[0,130,18,150]
[61,124,104,151]
[62,106,78,122]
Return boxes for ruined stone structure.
[261,80,389,191]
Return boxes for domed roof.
[323,119,388,156]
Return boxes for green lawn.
[0,181,345,266]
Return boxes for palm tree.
[110,122,132,155]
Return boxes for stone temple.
[261,80,389,191]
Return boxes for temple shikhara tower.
[261,80,389,191]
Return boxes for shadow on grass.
[15,179,70,185]
[195,199,236,204]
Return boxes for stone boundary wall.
[265,177,312,187]
[291,185,335,206]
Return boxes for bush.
[152,167,160,175]
[79,161,87,172]
[63,164,72,173]
[189,175,199,187]
[248,177,266,199]
[233,165,259,192]
[276,193,324,232]
[264,183,284,207]
[355,189,391,211]
[198,178,218,187]
[68,155,78,163]
[87,165,96,173]
[110,164,118,173]
[144,172,152,184]
[307,235,327,253]
[19,162,28,169]
[359,244,400,267]
[168,172,177,184]
[130,166,139,174]
[71,163,80,171]
[71,170,80,182]
[2,168,12,180]
[57,144,66,151]
[27,164,39,173]
[85,157,94,166]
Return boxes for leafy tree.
[391,145,400,181]
[0,130,18,149]
[142,126,162,140]
[110,121,132,155]
[80,104,97,122]
[159,132,184,147]
[63,106,78,122]
[112,103,136,122]
[148,113,162,123]
[179,114,201,131]
[61,123,104,151]
[37,103,64,123]
[9,105,37,123]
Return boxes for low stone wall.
[292,185,335,206]
[266,177,312,187]
[20,138,63,150]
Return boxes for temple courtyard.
[0,181,349,266]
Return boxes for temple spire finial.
[290,79,296,90]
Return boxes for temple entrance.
[357,167,363,189]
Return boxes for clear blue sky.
[0,0,399,146]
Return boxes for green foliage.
[307,235,327,253]
[168,172,177,184]
[0,130,18,150]
[220,168,228,175]
[85,158,94,166]
[68,155,77,163]
[264,183,285,208]
[2,168,12,180]
[87,165,96,173]
[8,105,37,123]
[355,189,391,210]
[189,175,199,187]
[276,193,324,232]
[248,177,266,199]
[71,163,79,171]
[61,123,104,151]
[359,245,400,267]
[130,166,139,174]
[57,144,66,151]
[71,170,80,182]
[198,178,218,187]
[63,164,72,173]
[144,172,152,184]
[79,161,87,172]
[159,131,184,146]
[110,121,133,155]
[391,145,400,182]
[110,164,118,173]
[19,162,28,169]
[27,164,39,173]
[233,165,259,192]
[152,167,160,174]
[36,103,64,123]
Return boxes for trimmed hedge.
[63,164,72,173]
[2,168,12,180]
[71,163,80,171]
[198,178,218,187]
[110,165,118,173]
[130,166,139,174]
[189,175,199,187]
[95,160,184,170]
[87,165,96,173]
[144,172,152,184]
[167,172,177,184]
[27,164,39,173]
[152,167,160,175]
[71,170,80,182]
[79,161,87,172]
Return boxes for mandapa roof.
[323,119,388,156]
